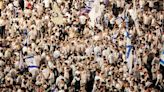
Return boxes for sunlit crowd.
[0,0,163,92]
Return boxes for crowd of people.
[0,0,163,92]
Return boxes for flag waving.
[24,55,39,76]
[125,31,133,74]
[160,45,164,66]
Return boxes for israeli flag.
[24,55,38,69]
[160,49,164,66]
[125,31,133,73]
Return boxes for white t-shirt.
[34,55,41,66]
[13,0,19,7]
[102,49,110,57]
[48,61,54,69]
[85,46,93,56]
[139,0,145,8]
[42,68,50,79]
[0,60,5,66]
[156,73,163,85]
[57,0,62,4]
[56,75,65,85]
[8,3,13,11]
[81,71,87,84]
[148,0,154,7]
[49,71,55,80]
[44,0,50,8]
[128,9,137,21]
[94,46,101,56]
[0,18,4,26]
[143,14,150,25]
[116,0,121,7]
[64,68,69,79]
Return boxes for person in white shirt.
[139,0,145,9]
[148,0,156,10]
[94,45,101,56]
[56,72,65,87]
[44,0,52,8]
[79,14,87,25]
[48,70,55,84]
[42,66,50,79]
[155,70,163,86]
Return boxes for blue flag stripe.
[160,59,164,66]
[28,66,39,68]
[25,55,34,59]
[126,45,133,59]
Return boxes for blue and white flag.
[126,45,133,73]
[160,49,164,66]
[125,31,133,73]
[24,55,39,76]
[24,55,38,69]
